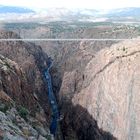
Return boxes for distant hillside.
[106,7,140,18]
[0,6,140,22]
[0,5,34,13]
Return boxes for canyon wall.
[0,31,52,139]
[59,38,140,140]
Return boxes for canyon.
[0,22,140,140]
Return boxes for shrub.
[18,106,29,120]
[0,104,9,113]
[123,47,126,52]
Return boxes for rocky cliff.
[0,31,52,140]
[0,31,50,114]
[59,38,140,140]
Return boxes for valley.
[0,20,140,140]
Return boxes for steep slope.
[0,55,51,140]
[0,31,53,139]
[59,38,140,140]
[0,31,50,115]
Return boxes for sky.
[0,0,140,10]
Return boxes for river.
[44,59,60,136]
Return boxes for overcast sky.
[0,0,140,10]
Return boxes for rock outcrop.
[59,38,140,140]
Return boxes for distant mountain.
[104,7,140,18]
[0,7,100,22]
[33,8,99,18]
[0,6,140,22]
[41,7,140,21]
[0,5,34,13]
[40,7,140,19]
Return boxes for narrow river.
[44,59,60,136]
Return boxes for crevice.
[92,50,140,80]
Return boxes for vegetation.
[45,135,52,140]
[4,21,113,34]
[17,106,29,120]
[0,104,9,113]
[4,22,41,30]
[123,47,126,51]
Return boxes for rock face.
[41,25,140,101]
[0,54,51,140]
[0,53,38,108]
[0,108,51,140]
[0,31,50,115]
[59,38,140,140]
[0,31,52,139]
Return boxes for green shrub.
[0,104,9,113]
[18,106,29,120]
[45,135,52,140]
[123,47,126,51]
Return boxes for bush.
[18,106,29,120]
[123,47,126,51]
[0,104,9,113]
[45,135,52,140]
